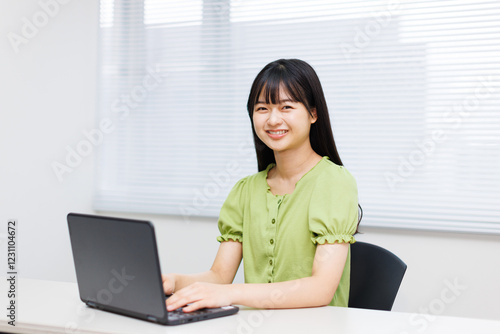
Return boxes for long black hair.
[246,59,363,231]
[246,59,342,171]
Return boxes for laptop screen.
[67,213,167,319]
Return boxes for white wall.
[0,0,99,282]
[0,0,499,323]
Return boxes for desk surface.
[1,278,500,334]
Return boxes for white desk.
[1,278,500,334]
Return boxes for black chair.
[348,241,407,311]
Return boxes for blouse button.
[269,259,273,266]
[271,218,275,224]
[270,239,274,245]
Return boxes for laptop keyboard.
[164,295,224,320]
[168,307,221,320]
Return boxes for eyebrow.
[256,99,295,104]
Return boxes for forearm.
[230,276,335,309]
[166,243,345,312]
[170,270,226,292]
[165,241,242,295]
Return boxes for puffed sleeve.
[308,166,358,244]
[216,176,248,243]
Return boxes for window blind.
[94,0,500,234]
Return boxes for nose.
[267,108,283,126]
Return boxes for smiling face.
[252,86,317,154]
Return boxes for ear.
[310,108,318,124]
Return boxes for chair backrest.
[348,241,407,311]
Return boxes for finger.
[166,295,181,311]
[163,284,174,295]
[162,278,174,295]
[167,294,197,312]
[166,284,205,311]
[162,274,177,295]
[182,300,205,313]
[166,300,182,312]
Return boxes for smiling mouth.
[266,130,288,135]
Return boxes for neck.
[272,144,322,182]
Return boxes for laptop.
[67,212,239,325]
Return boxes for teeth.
[268,130,287,135]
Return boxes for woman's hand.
[166,282,233,312]
[162,274,176,295]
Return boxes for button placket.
[267,194,282,283]
[266,192,275,282]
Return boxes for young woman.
[163,59,359,312]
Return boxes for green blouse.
[217,156,359,307]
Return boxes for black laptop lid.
[67,213,167,320]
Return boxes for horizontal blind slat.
[95,0,500,234]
